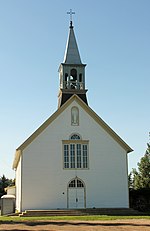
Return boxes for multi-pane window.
[69,179,76,188]
[70,134,80,140]
[83,145,88,168]
[63,134,89,169]
[64,145,69,168]
[69,178,84,188]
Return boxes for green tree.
[130,142,150,189]
[0,174,15,197]
[128,172,132,188]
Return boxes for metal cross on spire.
[67,9,75,21]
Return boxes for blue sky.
[0,0,150,179]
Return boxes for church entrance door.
[67,178,85,209]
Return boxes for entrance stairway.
[19,208,143,217]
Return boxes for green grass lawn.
[0,215,150,222]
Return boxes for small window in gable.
[71,106,79,126]
[70,134,81,140]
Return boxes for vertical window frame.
[83,144,88,169]
[77,144,82,168]
[70,144,75,168]
[64,144,69,169]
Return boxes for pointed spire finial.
[67,9,75,28]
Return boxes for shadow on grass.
[0,220,150,227]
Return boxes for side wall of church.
[21,99,129,211]
[15,156,22,212]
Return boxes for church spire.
[63,17,82,64]
[58,13,88,108]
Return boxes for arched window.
[68,178,84,188]
[70,69,77,81]
[69,179,76,188]
[70,134,81,140]
[77,179,84,187]
[70,69,77,89]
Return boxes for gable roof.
[12,95,133,169]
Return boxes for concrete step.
[19,208,143,217]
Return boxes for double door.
[68,178,85,209]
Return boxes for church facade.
[13,20,133,212]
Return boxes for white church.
[12,18,133,213]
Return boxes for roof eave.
[12,149,22,170]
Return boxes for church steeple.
[58,16,88,108]
[63,21,82,64]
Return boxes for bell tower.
[58,13,88,108]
